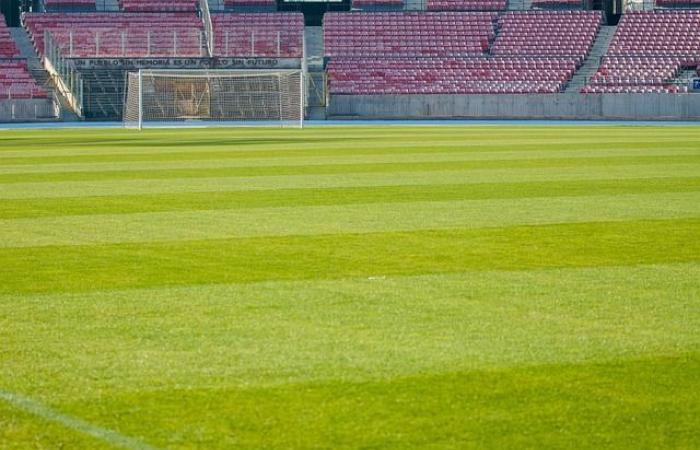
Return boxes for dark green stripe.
[2,177,698,219]
[2,219,697,295]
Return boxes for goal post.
[123,69,304,129]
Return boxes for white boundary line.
[0,390,160,450]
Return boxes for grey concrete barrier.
[327,93,700,121]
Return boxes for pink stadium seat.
[119,0,196,12]
[353,0,405,8]
[327,57,577,94]
[324,11,600,94]
[44,0,97,8]
[584,11,700,93]
[0,60,48,100]
[22,12,206,58]
[530,0,582,8]
[490,11,602,65]
[0,14,21,58]
[212,13,304,58]
[223,0,276,6]
[324,12,498,58]
[426,0,507,11]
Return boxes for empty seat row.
[426,0,507,11]
[0,13,20,58]
[324,12,497,58]
[119,0,196,12]
[23,12,205,58]
[211,13,304,57]
[327,57,578,94]
[223,0,276,6]
[0,60,48,99]
[491,11,602,64]
[584,11,700,93]
[44,0,96,8]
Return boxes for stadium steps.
[507,0,532,10]
[404,0,426,11]
[564,24,616,93]
[304,26,326,118]
[98,0,121,11]
[207,0,225,11]
[9,27,78,121]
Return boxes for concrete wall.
[0,99,58,122]
[327,93,700,120]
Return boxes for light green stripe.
[1,192,698,248]
[1,148,699,175]
[2,263,698,390]
[1,163,698,200]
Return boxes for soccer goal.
[123,69,304,129]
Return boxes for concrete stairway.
[207,0,225,11]
[507,0,532,10]
[97,0,121,11]
[10,28,48,87]
[305,26,324,70]
[10,27,80,121]
[304,26,326,119]
[564,25,616,93]
[404,0,426,11]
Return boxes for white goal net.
[123,69,304,129]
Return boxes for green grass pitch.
[1,125,699,449]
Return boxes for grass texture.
[0,125,699,449]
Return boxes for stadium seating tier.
[212,13,304,58]
[585,11,700,93]
[23,12,206,58]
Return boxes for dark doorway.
[277,0,351,26]
[1,0,22,27]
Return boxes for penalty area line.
[0,389,159,450]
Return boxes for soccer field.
[1,125,699,449]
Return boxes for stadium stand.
[44,0,97,9]
[23,12,206,58]
[327,57,578,94]
[490,11,603,64]
[655,0,700,6]
[119,0,197,12]
[426,0,507,11]
[0,18,20,58]
[531,0,583,8]
[323,12,497,58]
[223,0,277,8]
[0,60,48,99]
[352,0,406,8]
[325,10,601,94]
[583,10,700,93]
[211,13,304,57]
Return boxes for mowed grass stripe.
[3,177,697,219]
[2,192,698,248]
[2,154,699,184]
[4,147,700,176]
[3,263,698,390]
[2,219,698,294]
[2,163,698,199]
[1,127,699,162]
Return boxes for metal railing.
[221,31,301,58]
[44,31,84,116]
[198,0,215,57]
[49,30,208,58]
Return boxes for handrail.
[198,0,215,57]
[43,31,83,117]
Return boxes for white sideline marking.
[0,390,159,450]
